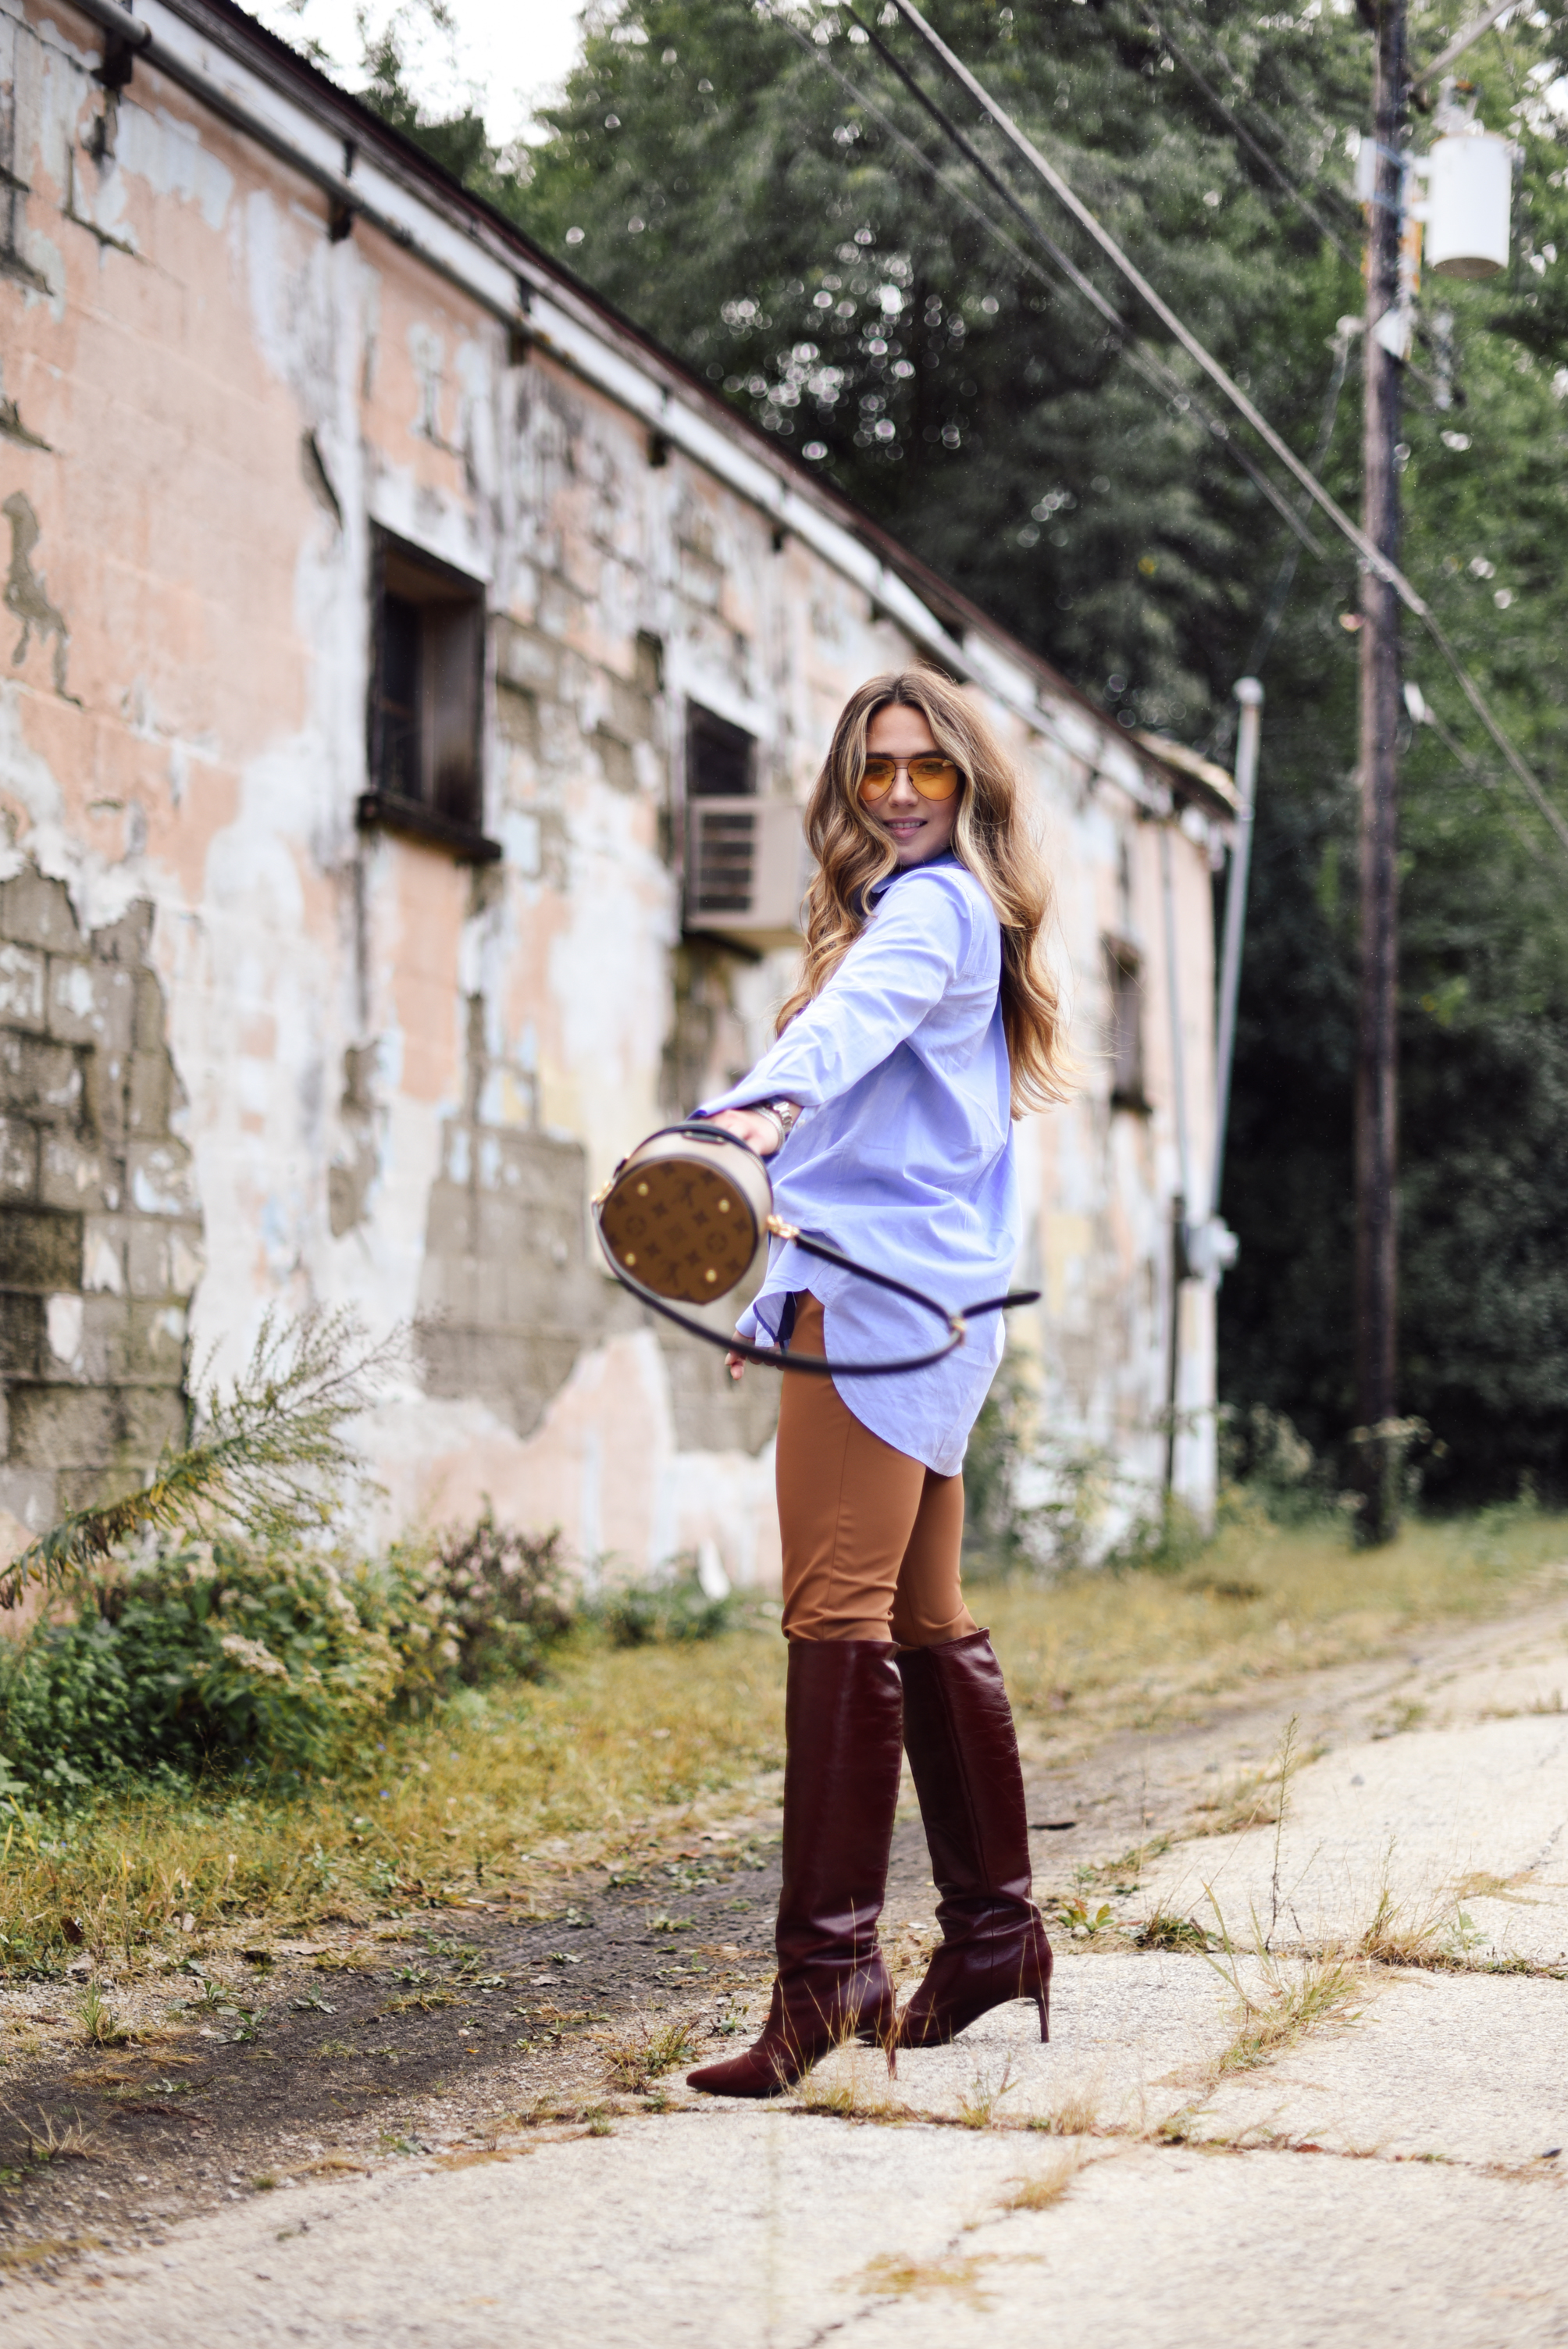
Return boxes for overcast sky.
[251,0,588,144]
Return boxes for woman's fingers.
[707,1107,780,1157]
[725,1347,746,1381]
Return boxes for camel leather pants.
[775,1296,978,1648]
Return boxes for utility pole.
[1212,677,1264,1215]
[1356,0,1407,1543]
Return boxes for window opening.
[686,704,757,918]
[367,533,485,835]
[686,704,756,800]
[1105,937,1148,1111]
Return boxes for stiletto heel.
[893,1633,1054,2051]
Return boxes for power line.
[883,0,1568,862]
[1415,0,1527,94]
[839,0,1327,551]
[1243,321,1358,682]
[1155,1,1370,227]
[1192,315,1358,766]
[754,0,1327,554]
[1141,0,1451,409]
[1139,5,1359,266]
[884,0,1407,592]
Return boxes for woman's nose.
[885,768,919,808]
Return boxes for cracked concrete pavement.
[6,1600,1566,2349]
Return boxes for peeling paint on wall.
[0,0,1228,1582]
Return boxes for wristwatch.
[747,1099,800,1149]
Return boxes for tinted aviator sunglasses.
[857,754,964,804]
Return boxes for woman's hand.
[706,1101,800,1374]
[708,1107,783,1157]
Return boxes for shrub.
[383,1511,575,1694]
[592,1561,735,1648]
[1218,1404,1349,1527]
[963,1359,1121,1576]
[0,1514,583,1791]
[0,1510,734,1799]
[0,1538,401,1793]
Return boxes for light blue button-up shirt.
[697,855,1019,1475]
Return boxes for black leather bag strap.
[593,1199,1037,1378]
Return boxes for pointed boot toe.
[690,1640,903,2098]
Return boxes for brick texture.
[0,870,200,1530]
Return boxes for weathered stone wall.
[415,1114,607,1442]
[0,0,1226,1576]
[0,869,198,1535]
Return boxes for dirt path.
[1,1594,1564,2339]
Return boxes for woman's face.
[861,703,962,868]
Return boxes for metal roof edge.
[1132,732,1239,817]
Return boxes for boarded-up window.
[368,533,484,832]
[1105,936,1147,1110]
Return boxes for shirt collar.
[865,850,957,911]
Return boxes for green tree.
[511,0,1370,738]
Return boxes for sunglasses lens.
[910,759,960,800]
[857,757,962,803]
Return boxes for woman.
[685,667,1070,2101]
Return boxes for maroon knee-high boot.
[687,1640,902,2098]
[895,1630,1053,2048]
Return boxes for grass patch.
[434,2144,529,2170]
[1449,1870,1540,1906]
[0,1626,786,1972]
[74,1982,133,2048]
[0,2235,97,2270]
[601,2017,700,2092]
[983,1504,1568,1741]
[18,2110,98,2165]
[1001,2149,1082,2209]
[859,2251,994,2304]
[2,1503,1563,1976]
[1188,1764,1283,1839]
[1135,1912,1213,1953]
[1213,1950,1365,2076]
[1355,1886,1562,1975]
[1027,2080,1101,2137]
[956,2060,1016,2130]
[796,2053,902,2120]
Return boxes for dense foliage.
[0,1517,732,1797]
[357,0,1568,1499]
[0,1541,406,1791]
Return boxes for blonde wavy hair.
[776,668,1071,1117]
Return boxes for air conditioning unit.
[683,797,809,946]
